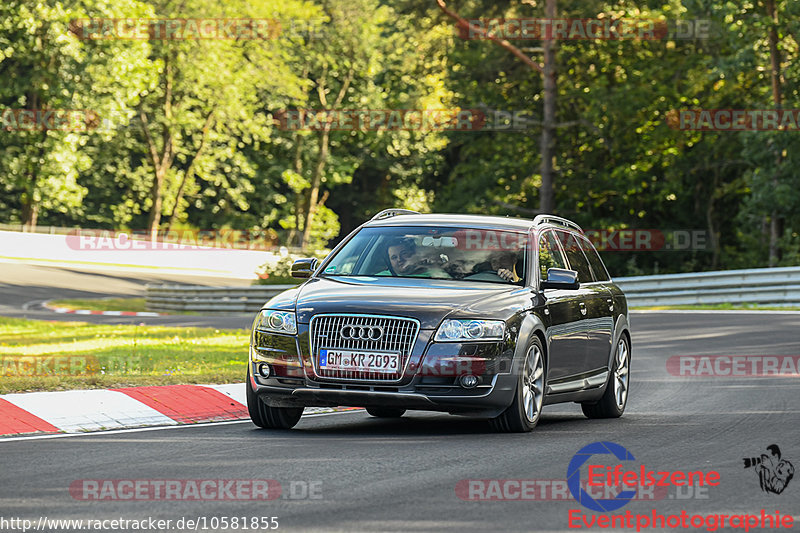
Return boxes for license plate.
[319,349,400,374]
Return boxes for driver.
[387,237,421,276]
[379,237,449,278]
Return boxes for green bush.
[254,251,328,285]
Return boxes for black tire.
[582,335,630,419]
[490,336,546,433]
[246,368,304,429]
[366,407,406,418]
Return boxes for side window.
[558,231,593,283]
[580,236,610,282]
[538,231,568,281]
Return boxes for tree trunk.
[144,147,171,241]
[706,172,719,269]
[299,67,354,249]
[166,111,214,233]
[765,0,783,266]
[290,133,305,247]
[301,128,330,249]
[22,93,43,231]
[21,200,39,231]
[539,0,557,214]
[434,0,555,215]
[142,56,174,241]
[147,168,167,238]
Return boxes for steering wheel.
[463,271,506,282]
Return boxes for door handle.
[579,302,587,315]
[607,298,614,312]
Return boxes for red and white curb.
[43,301,164,317]
[0,384,359,437]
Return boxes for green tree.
[0,0,154,229]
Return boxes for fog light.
[460,375,478,388]
[257,363,272,379]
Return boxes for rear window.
[556,231,593,283]
[580,236,610,281]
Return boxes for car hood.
[268,276,531,329]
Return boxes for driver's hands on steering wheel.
[497,268,514,281]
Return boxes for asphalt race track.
[1,311,798,532]
[0,262,253,328]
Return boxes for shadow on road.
[245,411,592,438]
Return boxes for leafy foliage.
[1,0,798,274]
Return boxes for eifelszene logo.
[567,441,637,512]
[743,445,794,495]
[567,441,721,513]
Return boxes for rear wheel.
[366,407,406,418]
[247,369,304,429]
[490,337,545,433]
[582,335,630,419]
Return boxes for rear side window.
[537,231,568,281]
[580,236,610,281]
[557,231,593,283]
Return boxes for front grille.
[309,314,420,381]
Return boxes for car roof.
[364,213,587,236]
[364,213,537,231]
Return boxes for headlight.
[434,319,505,342]
[254,310,297,335]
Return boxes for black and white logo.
[743,444,794,495]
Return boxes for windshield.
[320,226,528,285]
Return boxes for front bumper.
[249,368,518,417]
[249,326,519,417]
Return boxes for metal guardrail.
[614,266,800,307]
[146,284,297,313]
[0,223,80,235]
[145,267,800,313]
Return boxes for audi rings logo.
[340,325,384,341]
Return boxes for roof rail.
[532,214,583,233]
[371,209,421,221]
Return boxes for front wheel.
[490,338,546,433]
[247,369,304,429]
[582,335,630,419]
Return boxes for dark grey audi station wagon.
[247,210,631,432]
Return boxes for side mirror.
[291,258,318,278]
[540,268,580,290]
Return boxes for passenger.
[473,250,522,283]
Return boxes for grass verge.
[0,317,249,394]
